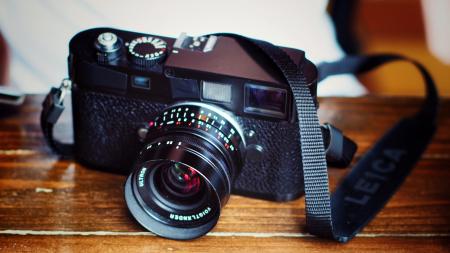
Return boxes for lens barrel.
[125,102,245,240]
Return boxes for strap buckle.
[57,78,72,104]
[323,123,357,168]
[42,78,72,124]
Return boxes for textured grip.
[72,87,304,201]
[233,117,304,201]
[72,88,166,174]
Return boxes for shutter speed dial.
[126,36,168,67]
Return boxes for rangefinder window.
[244,84,287,119]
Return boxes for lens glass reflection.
[166,163,202,197]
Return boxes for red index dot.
[149,121,155,127]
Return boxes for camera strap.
[40,34,439,242]
[234,36,438,242]
[41,79,73,157]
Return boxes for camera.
[67,28,355,239]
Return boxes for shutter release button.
[94,32,123,62]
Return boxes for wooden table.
[0,95,449,252]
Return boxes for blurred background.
[350,0,450,96]
[0,0,449,97]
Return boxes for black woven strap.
[236,38,438,242]
[244,37,336,237]
[316,55,438,241]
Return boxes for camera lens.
[125,102,245,240]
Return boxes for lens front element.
[165,163,202,197]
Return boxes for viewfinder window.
[244,84,287,119]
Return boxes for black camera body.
[69,28,319,202]
[42,25,433,241]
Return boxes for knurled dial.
[126,36,168,67]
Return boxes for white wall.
[0,0,365,96]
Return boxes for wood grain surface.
[0,95,449,252]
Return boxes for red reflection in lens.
[182,167,201,193]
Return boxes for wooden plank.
[0,158,448,234]
[0,95,449,251]
[0,235,449,253]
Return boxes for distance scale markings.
[149,106,240,152]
